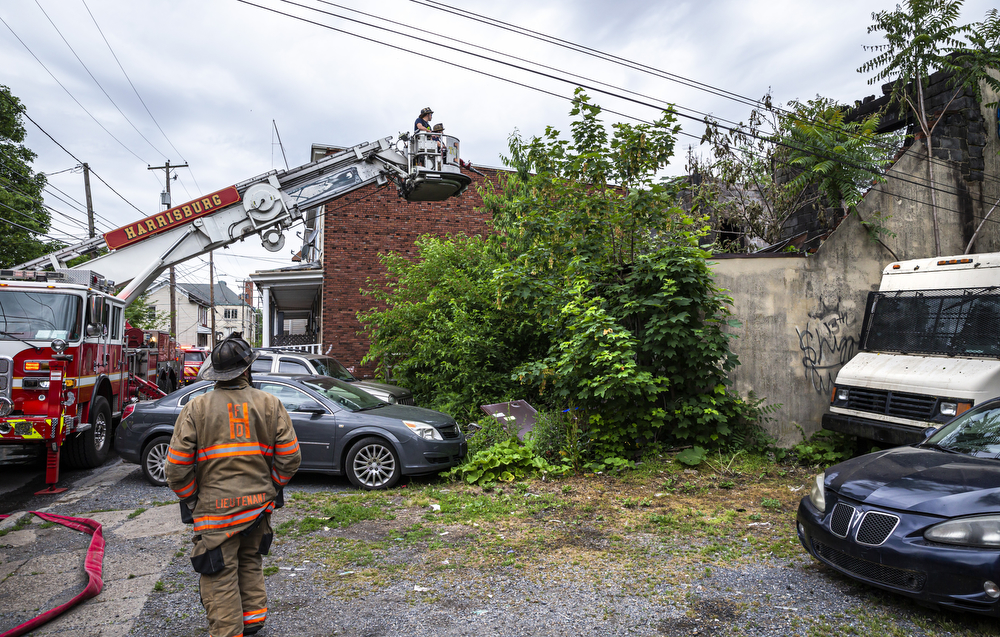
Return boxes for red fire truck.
[179,346,208,386]
[0,131,471,491]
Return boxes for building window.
[224,308,238,319]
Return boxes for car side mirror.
[85,323,102,338]
[922,427,939,440]
[293,400,326,414]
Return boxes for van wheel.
[141,436,171,487]
[64,396,112,469]
[345,437,400,490]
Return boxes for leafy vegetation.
[0,85,64,268]
[859,1,1000,254]
[697,94,896,252]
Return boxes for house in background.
[146,280,257,347]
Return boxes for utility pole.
[209,250,216,349]
[148,160,188,340]
[81,163,95,238]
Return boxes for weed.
[263,566,279,577]
[153,580,164,592]
[128,508,147,520]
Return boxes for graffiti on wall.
[795,295,858,394]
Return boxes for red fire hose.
[0,512,104,637]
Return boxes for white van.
[824,253,1000,445]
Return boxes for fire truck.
[0,131,471,492]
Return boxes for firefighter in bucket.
[166,334,300,636]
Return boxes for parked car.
[252,349,413,405]
[114,375,466,490]
[180,346,208,385]
[797,397,1000,617]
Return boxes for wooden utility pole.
[148,160,188,339]
[81,163,95,238]
[209,250,216,349]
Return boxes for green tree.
[492,91,763,463]
[0,85,63,267]
[859,1,1000,254]
[124,292,169,331]
[698,95,894,251]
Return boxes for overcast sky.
[1,0,996,288]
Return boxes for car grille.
[830,502,855,538]
[846,387,937,420]
[397,396,415,406]
[437,424,462,439]
[856,511,899,546]
[813,540,926,591]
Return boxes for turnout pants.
[193,515,272,637]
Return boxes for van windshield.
[864,288,1000,357]
[0,291,82,341]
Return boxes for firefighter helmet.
[420,107,433,117]
[199,333,259,381]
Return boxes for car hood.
[828,447,1000,517]
[360,404,455,428]
[352,380,411,399]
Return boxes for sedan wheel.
[141,436,171,487]
[346,436,400,490]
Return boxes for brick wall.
[322,167,499,377]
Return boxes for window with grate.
[863,288,1000,357]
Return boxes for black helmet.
[420,107,433,117]
[199,333,258,381]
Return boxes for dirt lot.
[125,456,1000,637]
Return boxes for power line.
[0,13,150,166]
[414,0,993,185]
[79,0,203,194]
[33,0,170,161]
[238,1,1000,226]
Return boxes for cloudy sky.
[1,0,996,287]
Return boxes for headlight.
[388,395,397,404]
[836,388,849,402]
[809,473,826,513]
[940,402,957,417]
[0,397,12,417]
[404,420,442,441]
[925,515,1000,547]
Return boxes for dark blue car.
[798,398,1000,616]
[115,375,466,490]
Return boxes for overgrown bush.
[466,415,519,457]
[448,439,568,485]
[791,430,857,466]
[358,234,546,421]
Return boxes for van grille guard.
[861,287,1000,358]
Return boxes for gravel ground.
[5,456,1000,637]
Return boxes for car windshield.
[184,351,205,363]
[300,376,384,412]
[308,357,356,381]
[925,405,1000,457]
[0,291,82,341]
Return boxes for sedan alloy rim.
[353,443,396,487]
[146,442,169,484]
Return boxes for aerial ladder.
[0,131,472,490]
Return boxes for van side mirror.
[86,323,103,338]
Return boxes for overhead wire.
[239,0,1000,230]
[413,0,1000,191]
[79,0,204,194]
[33,0,171,162]
[0,13,151,166]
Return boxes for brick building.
[252,142,498,377]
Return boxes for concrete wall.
[713,83,1000,446]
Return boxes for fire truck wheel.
[65,396,112,469]
[141,436,171,487]
[345,436,400,490]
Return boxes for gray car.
[252,349,413,405]
[114,375,466,490]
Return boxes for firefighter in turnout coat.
[166,334,300,637]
